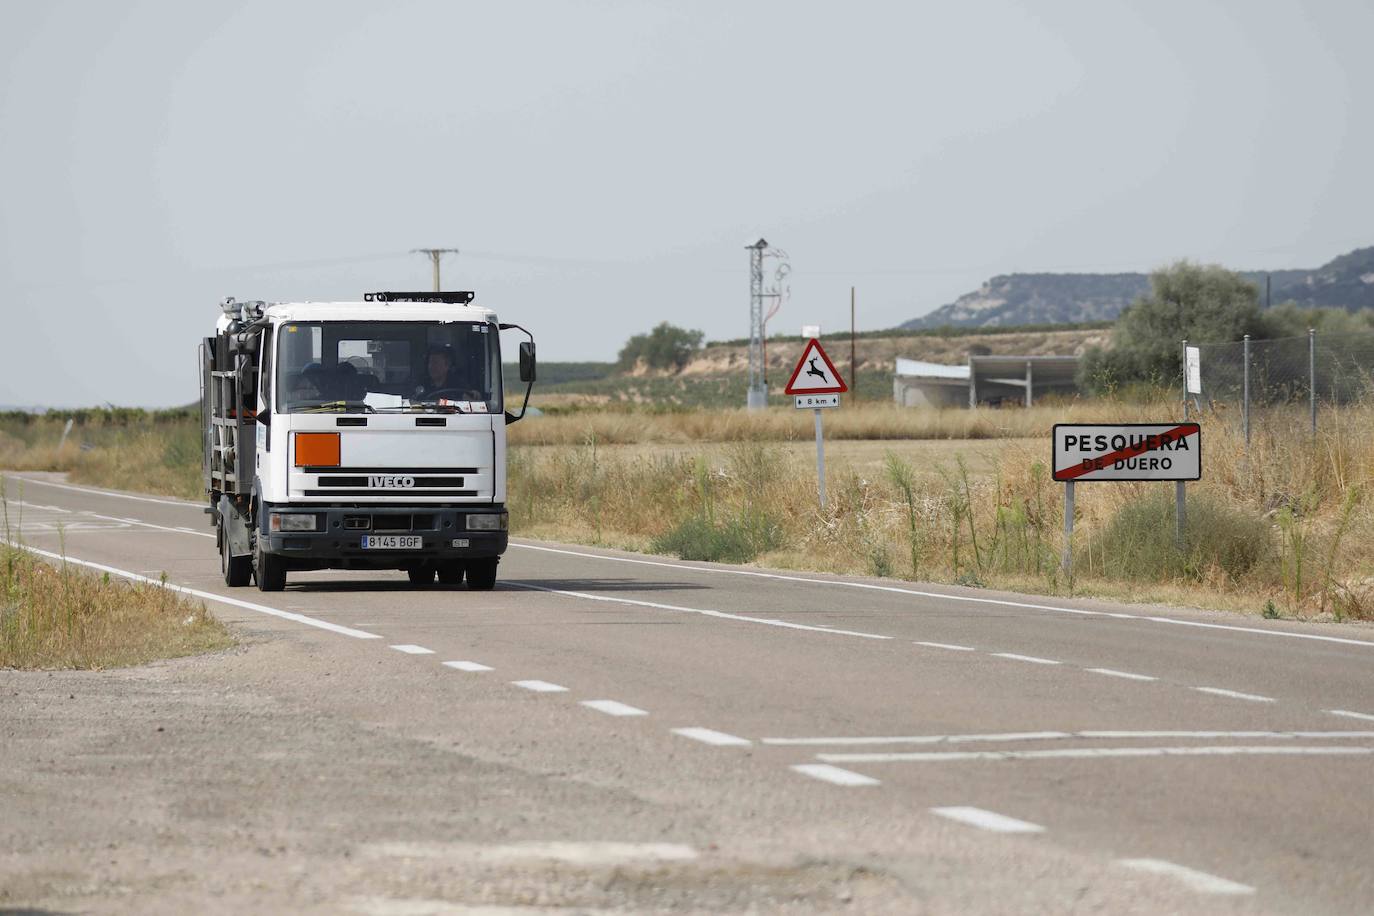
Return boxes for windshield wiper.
[300,400,376,414]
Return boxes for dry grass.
[0,537,233,669]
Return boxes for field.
[3,395,1371,623]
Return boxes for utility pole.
[850,286,856,401]
[412,248,460,291]
[745,239,788,410]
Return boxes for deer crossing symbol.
[806,358,828,383]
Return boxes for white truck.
[201,291,535,592]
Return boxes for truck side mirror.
[519,340,536,383]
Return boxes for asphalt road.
[3,472,1373,914]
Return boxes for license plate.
[361,535,423,550]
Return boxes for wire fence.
[1192,329,1374,441]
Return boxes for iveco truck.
[201,291,535,592]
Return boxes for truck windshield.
[275,321,501,414]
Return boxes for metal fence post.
[1242,334,1250,452]
[1308,327,1317,437]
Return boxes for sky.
[2,0,1372,407]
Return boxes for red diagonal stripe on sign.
[1056,424,1198,481]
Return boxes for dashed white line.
[390,644,435,655]
[1087,667,1157,682]
[819,746,1374,764]
[1,540,381,640]
[443,660,493,672]
[671,727,752,747]
[1117,858,1254,895]
[931,807,1045,834]
[511,680,568,693]
[581,699,648,717]
[1328,709,1374,722]
[791,764,880,786]
[992,652,1061,665]
[914,640,977,651]
[1194,687,1275,703]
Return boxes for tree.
[617,322,705,372]
[1079,261,1265,393]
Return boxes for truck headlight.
[270,513,318,532]
[466,513,508,531]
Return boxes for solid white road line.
[2,476,200,507]
[769,729,1374,747]
[390,644,435,655]
[791,764,881,786]
[672,727,752,747]
[1194,687,1275,703]
[442,660,493,672]
[1116,858,1254,895]
[914,640,977,651]
[992,652,1061,665]
[508,581,891,641]
[1328,709,1374,722]
[763,731,1071,747]
[511,680,568,693]
[510,541,1374,649]
[930,807,1045,834]
[1087,667,1157,682]
[361,840,699,865]
[2,539,381,640]
[819,746,1374,764]
[581,699,648,717]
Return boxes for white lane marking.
[791,763,881,786]
[581,699,648,717]
[931,807,1045,834]
[764,731,1071,747]
[509,581,891,641]
[511,541,1374,649]
[84,510,215,539]
[914,640,977,651]
[442,660,493,672]
[819,746,1374,764]
[1,540,381,640]
[1117,858,1254,895]
[672,727,752,747]
[992,652,1061,665]
[1329,709,1374,722]
[390,644,435,655]
[1194,687,1275,703]
[361,840,698,865]
[511,679,568,693]
[1087,667,1157,682]
[769,729,1374,746]
[3,476,201,507]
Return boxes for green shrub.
[650,512,781,564]
[1090,490,1269,582]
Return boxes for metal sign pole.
[1062,480,1074,579]
[814,408,828,509]
[1175,480,1186,550]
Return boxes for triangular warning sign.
[784,338,848,395]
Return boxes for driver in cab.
[413,344,463,400]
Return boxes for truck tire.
[436,561,464,586]
[465,557,498,591]
[255,541,287,592]
[220,522,252,587]
[407,566,436,585]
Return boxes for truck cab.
[203,292,534,592]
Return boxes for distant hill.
[900,247,1373,329]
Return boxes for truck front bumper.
[259,504,508,570]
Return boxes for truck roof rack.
[363,291,475,304]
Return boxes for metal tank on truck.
[200,291,535,592]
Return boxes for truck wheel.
[220,522,252,587]
[255,541,287,592]
[465,557,498,591]
[407,566,436,585]
[436,561,464,586]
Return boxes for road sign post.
[1053,423,1202,580]
[784,338,848,510]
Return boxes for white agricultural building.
[893,355,1080,408]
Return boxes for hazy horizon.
[4,0,1372,407]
